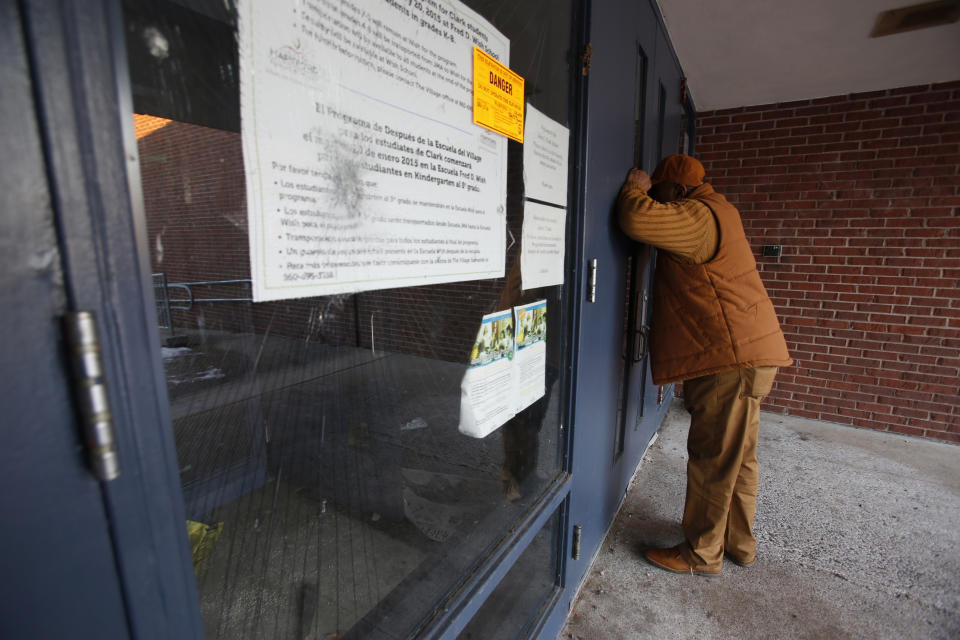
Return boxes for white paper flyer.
[459,309,516,438]
[520,202,567,290]
[239,0,510,301]
[522,105,569,206]
[521,105,568,289]
[459,300,547,438]
[513,299,547,412]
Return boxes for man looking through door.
[616,154,792,575]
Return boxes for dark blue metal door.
[0,1,129,636]
[633,24,689,439]
[565,0,686,590]
[1,2,204,637]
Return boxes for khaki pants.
[681,366,777,571]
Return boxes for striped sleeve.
[616,184,718,264]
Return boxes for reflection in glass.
[457,509,561,639]
[125,0,572,637]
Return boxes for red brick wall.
[135,115,514,362]
[695,82,960,443]
[136,115,358,345]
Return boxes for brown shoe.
[724,551,755,567]
[643,545,721,576]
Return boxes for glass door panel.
[122,0,573,637]
[456,508,562,639]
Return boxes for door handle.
[631,290,650,363]
[633,325,649,363]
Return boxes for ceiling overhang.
[654,0,960,111]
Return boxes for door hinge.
[581,43,593,76]
[572,524,582,560]
[63,311,121,482]
[587,258,598,303]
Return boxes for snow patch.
[168,366,225,386]
[161,347,192,360]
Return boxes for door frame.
[19,1,204,637]
[558,0,693,616]
[1,1,134,637]
[12,0,694,637]
[17,1,589,638]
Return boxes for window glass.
[457,508,561,639]
[123,0,573,637]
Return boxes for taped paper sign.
[459,301,547,438]
[513,300,547,411]
[459,309,515,438]
[521,105,568,289]
[239,0,511,301]
[472,47,525,142]
[522,104,569,206]
[520,202,566,290]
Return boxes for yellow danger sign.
[472,47,525,143]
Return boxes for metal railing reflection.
[153,273,252,331]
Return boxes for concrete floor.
[561,400,960,640]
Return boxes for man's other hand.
[625,168,652,192]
